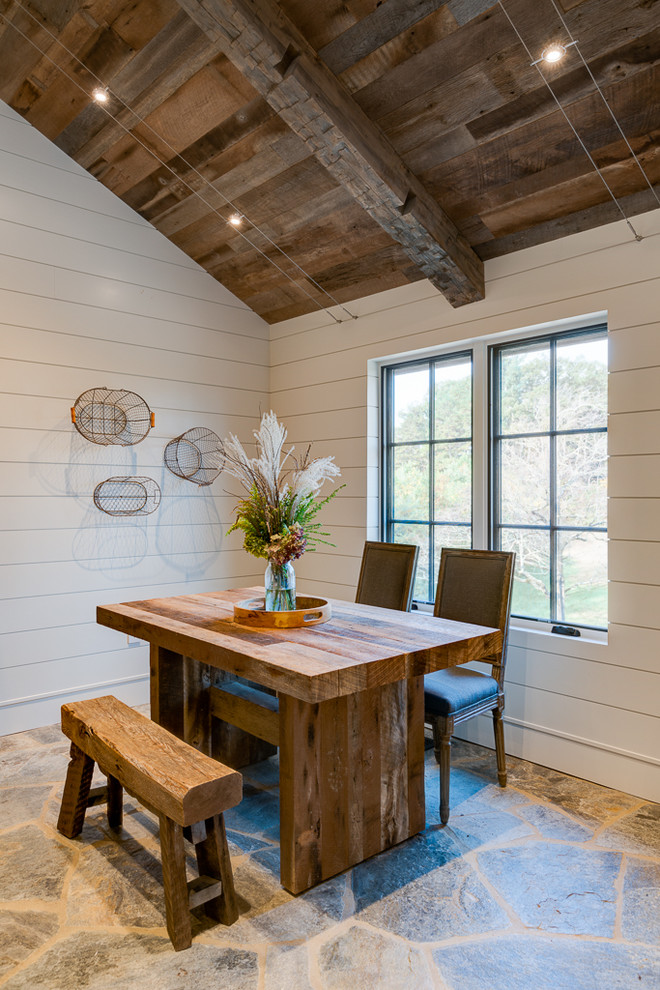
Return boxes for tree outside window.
[382,325,607,630]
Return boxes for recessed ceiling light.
[91,87,109,104]
[228,213,242,227]
[542,43,566,63]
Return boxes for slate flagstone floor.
[1,712,659,989]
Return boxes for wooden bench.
[57,695,243,951]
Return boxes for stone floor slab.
[596,803,660,856]
[0,825,75,902]
[504,763,641,826]
[0,932,259,990]
[477,841,621,936]
[515,803,594,842]
[318,925,436,990]
[0,909,59,978]
[65,841,167,929]
[621,857,660,944]
[0,785,52,830]
[353,830,509,940]
[0,745,70,787]
[433,934,660,990]
[264,944,313,990]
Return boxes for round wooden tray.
[233,596,332,628]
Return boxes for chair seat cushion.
[424,666,499,717]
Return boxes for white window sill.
[413,601,608,656]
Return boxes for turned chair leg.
[492,708,507,787]
[159,815,192,951]
[432,719,452,825]
[57,743,95,839]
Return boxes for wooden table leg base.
[279,676,426,894]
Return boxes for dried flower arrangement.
[224,411,343,608]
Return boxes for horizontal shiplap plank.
[609,498,660,541]
[0,521,242,566]
[610,540,660,586]
[505,645,660,720]
[54,267,256,331]
[281,407,368,442]
[609,322,660,373]
[0,647,148,707]
[0,148,155,226]
[609,454,660,498]
[0,573,264,636]
[0,282,267,342]
[609,411,660,456]
[1,326,269,392]
[609,581,660,629]
[0,675,150,736]
[0,360,267,417]
[0,396,259,438]
[502,681,659,761]
[0,548,258,600]
[610,366,660,414]
[0,492,242,530]
[270,376,367,416]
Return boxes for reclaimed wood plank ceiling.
[1,0,658,322]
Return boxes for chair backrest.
[355,541,419,611]
[434,549,515,685]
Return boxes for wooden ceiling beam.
[175,0,485,306]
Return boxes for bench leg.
[159,815,192,951]
[57,743,95,839]
[107,774,123,830]
[194,814,238,925]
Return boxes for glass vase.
[265,561,296,611]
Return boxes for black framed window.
[491,326,607,630]
[381,323,608,630]
[382,351,473,604]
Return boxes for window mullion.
[550,339,558,623]
[428,362,435,604]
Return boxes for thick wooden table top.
[97,587,501,704]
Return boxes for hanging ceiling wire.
[547,0,660,210]
[0,1,359,323]
[497,0,652,242]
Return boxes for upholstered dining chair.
[424,548,515,824]
[355,541,419,611]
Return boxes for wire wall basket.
[164,427,225,486]
[93,476,161,516]
[71,387,155,446]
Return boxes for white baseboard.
[0,675,150,735]
[457,713,660,804]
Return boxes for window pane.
[393,445,429,520]
[557,432,607,528]
[499,528,551,622]
[434,356,471,440]
[499,437,550,525]
[556,336,607,431]
[393,366,429,442]
[394,523,430,603]
[499,342,550,435]
[434,442,471,521]
[558,531,607,627]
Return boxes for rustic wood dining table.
[97,587,501,895]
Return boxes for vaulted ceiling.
[1,0,659,322]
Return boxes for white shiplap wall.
[270,208,660,803]
[0,102,269,733]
